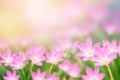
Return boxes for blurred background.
[0,0,119,46]
[1,1,120,80]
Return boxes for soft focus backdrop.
[0,0,119,45]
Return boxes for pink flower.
[46,48,63,65]
[11,52,28,70]
[55,38,72,51]
[67,64,80,78]
[76,37,100,61]
[46,72,59,80]
[103,21,118,35]
[82,67,105,80]
[92,46,117,66]
[103,39,119,54]
[58,60,71,72]
[0,49,16,66]
[58,60,80,78]
[31,69,46,80]
[3,70,20,80]
[26,46,46,66]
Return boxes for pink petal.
[41,72,47,77]
[93,42,100,49]
[99,73,105,79]
[109,52,117,62]
[6,70,12,76]
[6,49,11,56]
[86,37,92,49]
[94,67,100,74]
[37,69,41,76]
[77,42,86,51]
[86,67,93,75]
[82,75,88,80]
[103,40,109,47]
[31,72,35,78]
[76,52,84,57]
[111,39,117,48]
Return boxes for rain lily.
[55,38,72,51]
[59,60,80,78]
[11,52,28,70]
[46,48,63,64]
[76,37,100,61]
[46,72,60,80]
[102,21,118,35]
[103,39,119,54]
[3,70,20,80]
[67,64,80,78]
[82,66,105,80]
[0,49,16,66]
[92,46,117,66]
[31,69,46,80]
[26,46,46,66]
[58,60,71,72]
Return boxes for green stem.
[0,64,6,71]
[69,48,85,69]
[21,69,26,80]
[74,54,85,69]
[57,70,63,76]
[106,64,114,80]
[27,64,34,80]
[46,64,54,77]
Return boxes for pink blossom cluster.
[0,46,63,80]
[74,37,120,66]
[0,37,120,80]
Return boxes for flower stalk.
[27,64,34,80]
[21,69,26,80]
[46,64,54,77]
[106,64,114,80]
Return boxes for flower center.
[16,63,24,69]
[100,57,108,65]
[6,58,13,63]
[9,77,16,80]
[90,76,98,80]
[35,77,42,80]
[32,57,39,63]
[50,57,56,63]
[86,50,93,57]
